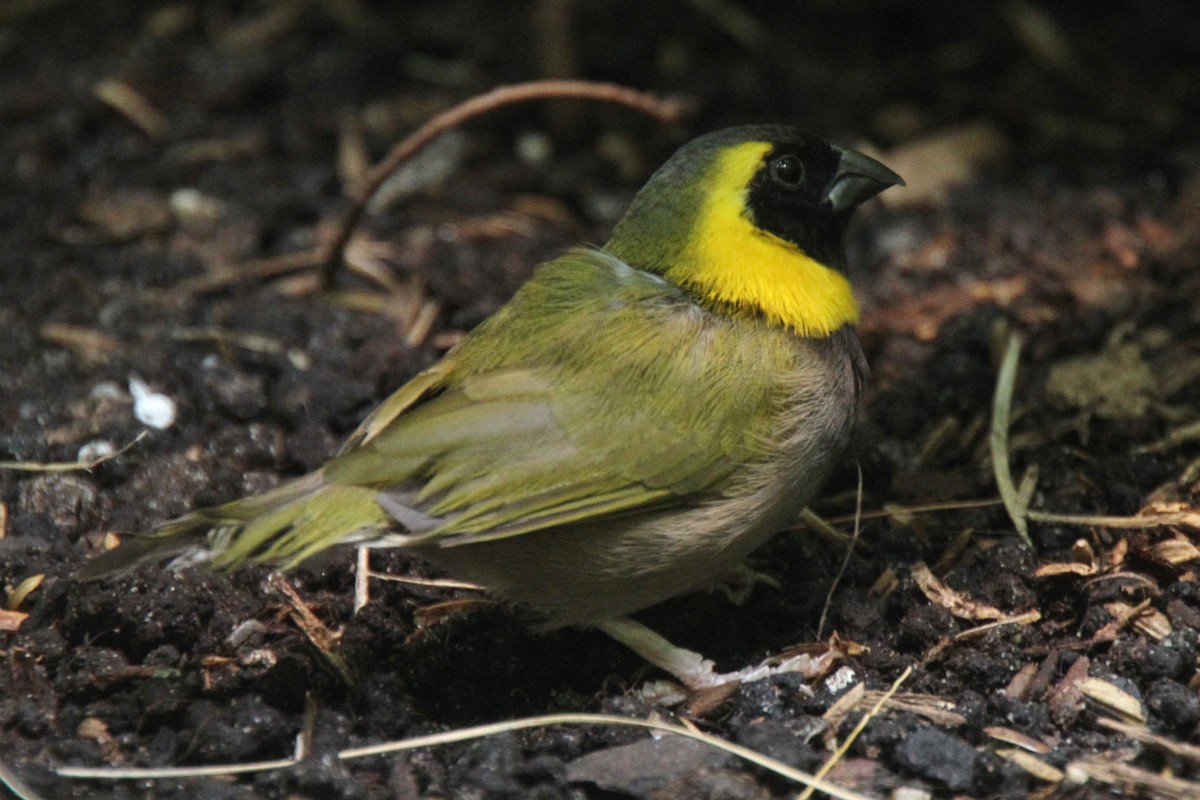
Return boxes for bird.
[79,125,902,689]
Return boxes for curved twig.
[321,80,693,288]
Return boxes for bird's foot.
[596,617,825,698]
[711,563,781,606]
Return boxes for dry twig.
[322,80,693,287]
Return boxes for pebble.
[129,377,176,429]
[892,728,978,791]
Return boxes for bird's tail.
[77,472,392,580]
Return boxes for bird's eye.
[769,154,804,188]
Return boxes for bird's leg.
[596,616,824,692]
[711,563,781,605]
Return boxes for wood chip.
[1046,655,1090,728]
[821,682,867,742]
[1107,536,1129,568]
[869,566,898,597]
[93,78,167,138]
[1004,662,1039,700]
[77,717,125,763]
[0,608,29,632]
[911,562,1005,620]
[411,598,493,632]
[995,747,1064,783]
[985,726,1053,754]
[1077,677,1147,724]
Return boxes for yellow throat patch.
[669,141,859,338]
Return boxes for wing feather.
[323,249,792,548]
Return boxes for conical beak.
[825,146,904,213]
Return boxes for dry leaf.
[1092,598,1153,642]
[1104,601,1172,640]
[1034,539,1100,577]
[912,562,1005,620]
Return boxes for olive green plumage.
[79,125,901,632]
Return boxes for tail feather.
[77,472,392,580]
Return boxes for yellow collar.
[667,142,859,337]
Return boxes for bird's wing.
[323,249,789,547]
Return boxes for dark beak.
[825,146,904,213]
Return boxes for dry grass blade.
[366,572,483,591]
[990,332,1033,547]
[1096,716,1200,762]
[175,249,325,295]
[56,758,299,780]
[1025,507,1200,529]
[1066,757,1200,800]
[796,665,913,800]
[58,713,873,798]
[323,80,694,287]
[822,498,1003,526]
[858,690,965,726]
[93,78,166,138]
[0,758,49,800]
[342,712,875,800]
[954,610,1041,640]
[818,462,863,639]
[0,431,148,473]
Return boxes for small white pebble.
[891,787,933,800]
[169,187,224,225]
[129,377,177,430]
[286,348,311,370]
[77,440,116,463]
[515,131,553,166]
[824,665,858,695]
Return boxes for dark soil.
[3,2,1200,799]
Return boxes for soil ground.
[3,2,1200,798]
